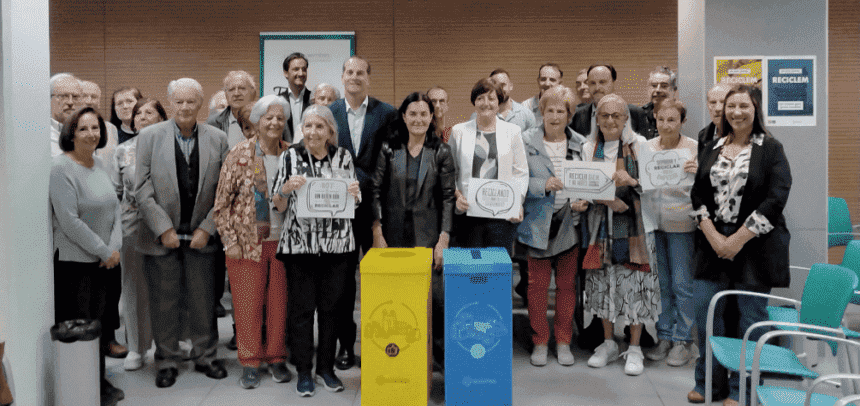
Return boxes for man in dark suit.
[277,52,312,143]
[639,66,677,140]
[698,83,732,154]
[135,78,229,388]
[569,64,649,140]
[329,56,398,370]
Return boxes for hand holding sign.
[467,179,521,219]
[295,179,356,219]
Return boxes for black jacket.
[569,102,650,138]
[691,135,792,288]
[697,122,719,156]
[370,138,456,248]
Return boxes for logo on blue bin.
[450,301,507,359]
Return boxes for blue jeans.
[693,279,770,403]
[653,231,695,343]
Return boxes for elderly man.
[50,73,82,157]
[521,63,563,123]
[80,80,121,161]
[207,70,259,149]
[329,56,398,370]
[569,64,648,141]
[277,52,312,143]
[312,83,340,107]
[472,69,536,132]
[699,83,732,154]
[135,78,229,388]
[208,90,227,116]
[575,68,593,107]
[427,85,451,142]
[639,66,678,140]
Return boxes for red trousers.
[527,247,579,345]
[226,241,287,367]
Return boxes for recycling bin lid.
[360,247,433,275]
[50,319,102,343]
[443,247,512,275]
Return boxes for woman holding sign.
[638,99,699,367]
[517,86,589,367]
[687,85,791,405]
[271,104,361,397]
[581,94,659,377]
[213,95,292,389]
[448,77,528,255]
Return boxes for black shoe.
[270,361,292,383]
[315,371,344,392]
[155,367,178,388]
[101,380,125,406]
[334,348,355,370]
[195,359,228,380]
[226,324,238,351]
[215,303,227,318]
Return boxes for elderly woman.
[517,86,589,367]
[109,86,143,144]
[272,104,360,397]
[51,107,124,404]
[639,99,699,367]
[687,85,791,406]
[113,98,167,371]
[370,91,456,367]
[213,95,292,389]
[449,78,528,253]
[582,94,659,376]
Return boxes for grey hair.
[649,66,678,90]
[167,78,204,101]
[596,93,640,145]
[50,73,78,94]
[208,90,226,110]
[301,104,339,145]
[249,94,290,124]
[223,70,257,97]
[311,83,341,100]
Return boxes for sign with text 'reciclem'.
[467,178,521,219]
[636,147,694,191]
[765,57,815,127]
[559,161,616,201]
[295,178,355,219]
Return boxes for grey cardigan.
[50,154,122,262]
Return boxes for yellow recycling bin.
[361,247,432,406]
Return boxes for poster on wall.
[714,57,764,89]
[259,32,355,99]
[764,56,816,126]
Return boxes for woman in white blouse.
[448,77,528,254]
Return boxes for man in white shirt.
[50,73,82,157]
[521,63,563,124]
[279,52,312,143]
[80,80,120,160]
[206,71,258,149]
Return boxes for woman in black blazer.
[688,85,792,405]
[370,91,457,368]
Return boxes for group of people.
[48,53,791,406]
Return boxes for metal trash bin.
[51,319,101,406]
[443,247,512,405]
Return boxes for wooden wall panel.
[828,0,860,263]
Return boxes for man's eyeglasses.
[52,93,80,102]
[598,113,627,121]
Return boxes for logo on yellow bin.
[364,300,420,354]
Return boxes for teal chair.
[829,197,860,248]
[839,240,860,305]
[753,334,860,406]
[705,263,859,406]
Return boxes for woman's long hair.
[388,92,440,150]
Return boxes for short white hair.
[222,70,257,97]
[301,104,339,146]
[208,90,226,110]
[311,83,341,100]
[167,78,204,101]
[249,94,290,124]
[50,73,78,94]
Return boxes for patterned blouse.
[694,133,773,235]
[214,138,290,262]
[271,144,358,255]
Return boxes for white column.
[678,0,707,134]
[0,0,54,403]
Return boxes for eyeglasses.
[598,113,627,121]
[52,93,80,102]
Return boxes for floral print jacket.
[214,137,290,262]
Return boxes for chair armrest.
[833,393,860,406]
[707,290,802,345]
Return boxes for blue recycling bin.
[443,247,512,406]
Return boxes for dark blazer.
[568,101,649,138]
[370,137,456,248]
[206,106,293,143]
[277,87,312,135]
[329,97,398,192]
[691,134,792,288]
[639,102,658,140]
[697,122,719,155]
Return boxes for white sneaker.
[123,351,143,371]
[556,343,575,366]
[622,345,645,376]
[587,340,619,368]
[530,344,548,366]
[645,339,671,361]
[666,342,693,366]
